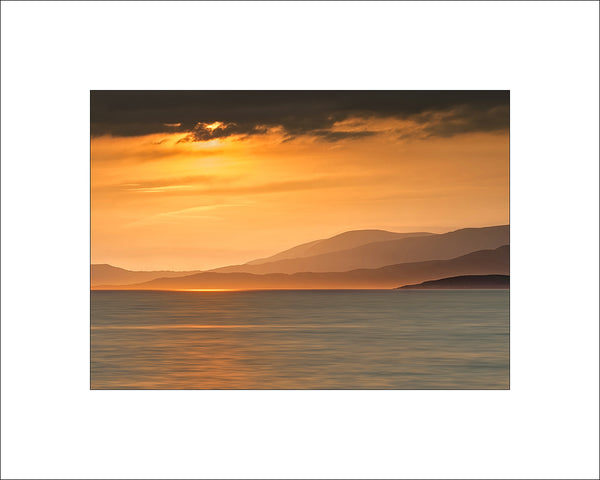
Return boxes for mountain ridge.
[245,229,434,265]
[211,225,509,275]
[91,264,202,286]
[93,245,509,290]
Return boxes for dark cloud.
[311,130,379,142]
[177,122,270,143]
[420,105,510,138]
[91,90,509,141]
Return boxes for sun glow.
[176,288,240,292]
[204,121,224,131]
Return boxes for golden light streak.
[176,288,240,292]
[204,121,224,131]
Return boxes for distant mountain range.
[211,225,509,274]
[93,245,509,290]
[91,224,510,289]
[245,230,433,265]
[397,274,509,290]
[91,264,201,287]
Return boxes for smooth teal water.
[91,290,509,389]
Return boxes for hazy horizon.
[93,223,508,272]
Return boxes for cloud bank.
[91,90,509,142]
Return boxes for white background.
[1,2,598,479]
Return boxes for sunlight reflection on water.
[91,290,509,389]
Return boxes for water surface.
[91,290,509,389]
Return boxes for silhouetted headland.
[397,274,510,290]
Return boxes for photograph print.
[91,90,510,389]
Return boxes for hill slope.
[212,225,509,274]
[91,264,202,286]
[245,230,433,265]
[94,245,509,290]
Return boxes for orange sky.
[92,113,509,270]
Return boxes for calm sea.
[91,290,509,389]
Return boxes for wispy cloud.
[92,174,220,193]
[158,203,251,217]
[125,202,252,227]
[99,174,373,198]
[130,185,196,193]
